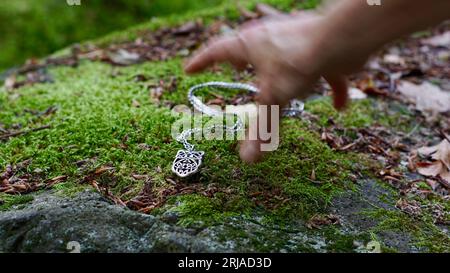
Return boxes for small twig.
[0,125,51,140]
[305,177,324,185]
[360,128,392,147]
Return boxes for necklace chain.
[172,82,304,177]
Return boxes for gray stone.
[0,181,424,253]
[0,191,210,253]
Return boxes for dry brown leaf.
[418,140,450,170]
[415,139,450,184]
[441,168,450,183]
[417,144,440,157]
[108,49,140,66]
[307,214,340,229]
[149,86,164,102]
[422,31,450,48]
[407,151,418,171]
[397,81,450,113]
[349,87,368,100]
[131,99,141,108]
[416,161,444,177]
[383,54,406,65]
[94,165,114,175]
[173,21,200,35]
[396,199,422,217]
[310,169,316,181]
[46,175,68,187]
[4,75,17,91]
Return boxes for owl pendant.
[172,150,204,177]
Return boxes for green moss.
[52,182,91,198]
[168,194,244,227]
[155,118,357,228]
[305,97,417,133]
[306,98,376,128]
[5,0,443,253]
[323,227,370,253]
[0,193,34,211]
[0,55,359,229]
[416,181,432,191]
[365,209,450,253]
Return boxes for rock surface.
[0,191,209,253]
[0,180,418,253]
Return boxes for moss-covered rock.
[0,0,448,252]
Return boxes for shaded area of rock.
[0,181,434,253]
[331,179,417,252]
[0,191,220,253]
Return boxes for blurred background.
[0,0,224,71]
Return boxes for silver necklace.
[172,82,304,177]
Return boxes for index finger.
[184,35,249,74]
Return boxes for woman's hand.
[184,13,352,163]
[184,0,450,163]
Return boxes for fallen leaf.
[307,214,340,229]
[137,143,152,150]
[132,99,141,108]
[207,98,225,105]
[94,165,114,175]
[310,169,316,181]
[415,139,450,184]
[407,151,418,171]
[422,31,450,48]
[131,174,150,181]
[4,75,17,90]
[441,169,450,183]
[349,87,368,100]
[108,49,141,66]
[416,161,444,177]
[149,86,164,102]
[383,54,405,65]
[173,21,200,35]
[417,139,450,170]
[396,199,422,217]
[46,175,67,187]
[397,81,450,113]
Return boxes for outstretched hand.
[184,13,350,163]
[184,0,450,163]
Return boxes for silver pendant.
[172,150,204,177]
[172,82,304,178]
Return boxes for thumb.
[239,79,282,163]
